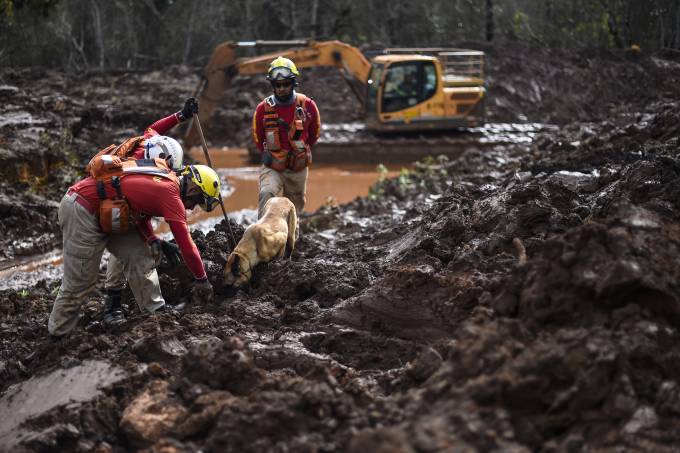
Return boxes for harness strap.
[111,176,123,199]
[96,181,107,200]
[263,94,307,138]
[181,174,188,202]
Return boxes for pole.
[192,112,237,248]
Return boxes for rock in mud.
[181,336,263,394]
[120,380,188,447]
[132,335,188,364]
[348,426,415,453]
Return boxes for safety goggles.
[202,195,220,212]
[268,66,295,81]
[273,80,293,88]
[186,192,219,212]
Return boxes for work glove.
[149,239,182,268]
[160,240,183,267]
[149,239,163,267]
[179,97,199,121]
[191,278,213,304]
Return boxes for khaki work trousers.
[105,255,125,290]
[258,165,308,220]
[48,192,164,336]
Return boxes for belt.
[66,189,96,215]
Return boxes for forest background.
[1,0,679,71]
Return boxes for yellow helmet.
[266,56,300,81]
[182,164,221,212]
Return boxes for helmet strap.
[180,174,189,202]
[273,89,296,105]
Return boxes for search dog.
[223,197,297,288]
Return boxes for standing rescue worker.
[101,98,197,327]
[48,139,219,338]
[252,57,321,226]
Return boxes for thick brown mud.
[2,43,680,451]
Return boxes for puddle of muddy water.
[0,249,63,291]
[0,360,126,449]
[188,146,401,212]
[156,147,401,232]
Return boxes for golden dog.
[223,197,297,288]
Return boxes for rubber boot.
[153,303,181,316]
[103,289,126,327]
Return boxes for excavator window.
[381,61,437,113]
[423,64,437,98]
[366,63,384,114]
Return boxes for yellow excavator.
[184,39,486,149]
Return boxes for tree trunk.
[141,0,172,36]
[290,0,297,39]
[245,0,258,40]
[600,0,623,48]
[623,0,632,46]
[653,0,664,49]
[485,0,494,41]
[311,0,319,38]
[676,0,680,48]
[182,0,197,65]
[115,0,138,69]
[91,0,105,71]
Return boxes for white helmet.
[143,135,184,170]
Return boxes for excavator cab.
[365,52,485,132]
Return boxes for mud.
[2,42,680,451]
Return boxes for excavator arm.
[185,40,372,146]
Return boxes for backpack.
[87,154,177,234]
[84,135,145,174]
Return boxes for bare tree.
[486,0,494,41]
[91,0,105,70]
[115,0,138,69]
[290,0,298,38]
[183,0,197,65]
[600,0,623,48]
[311,0,319,38]
[245,0,259,40]
[676,0,680,47]
[53,8,88,70]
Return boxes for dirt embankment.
[2,43,680,451]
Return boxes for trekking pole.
[192,113,237,248]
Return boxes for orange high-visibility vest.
[263,93,312,172]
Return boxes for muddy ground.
[2,42,680,451]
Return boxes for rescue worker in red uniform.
[252,57,321,229]
[48,107,219,337]
[102,98,196,327]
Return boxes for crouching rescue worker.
[48,153,220,338]
[252,57,321,230]
[101,98,197,327]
